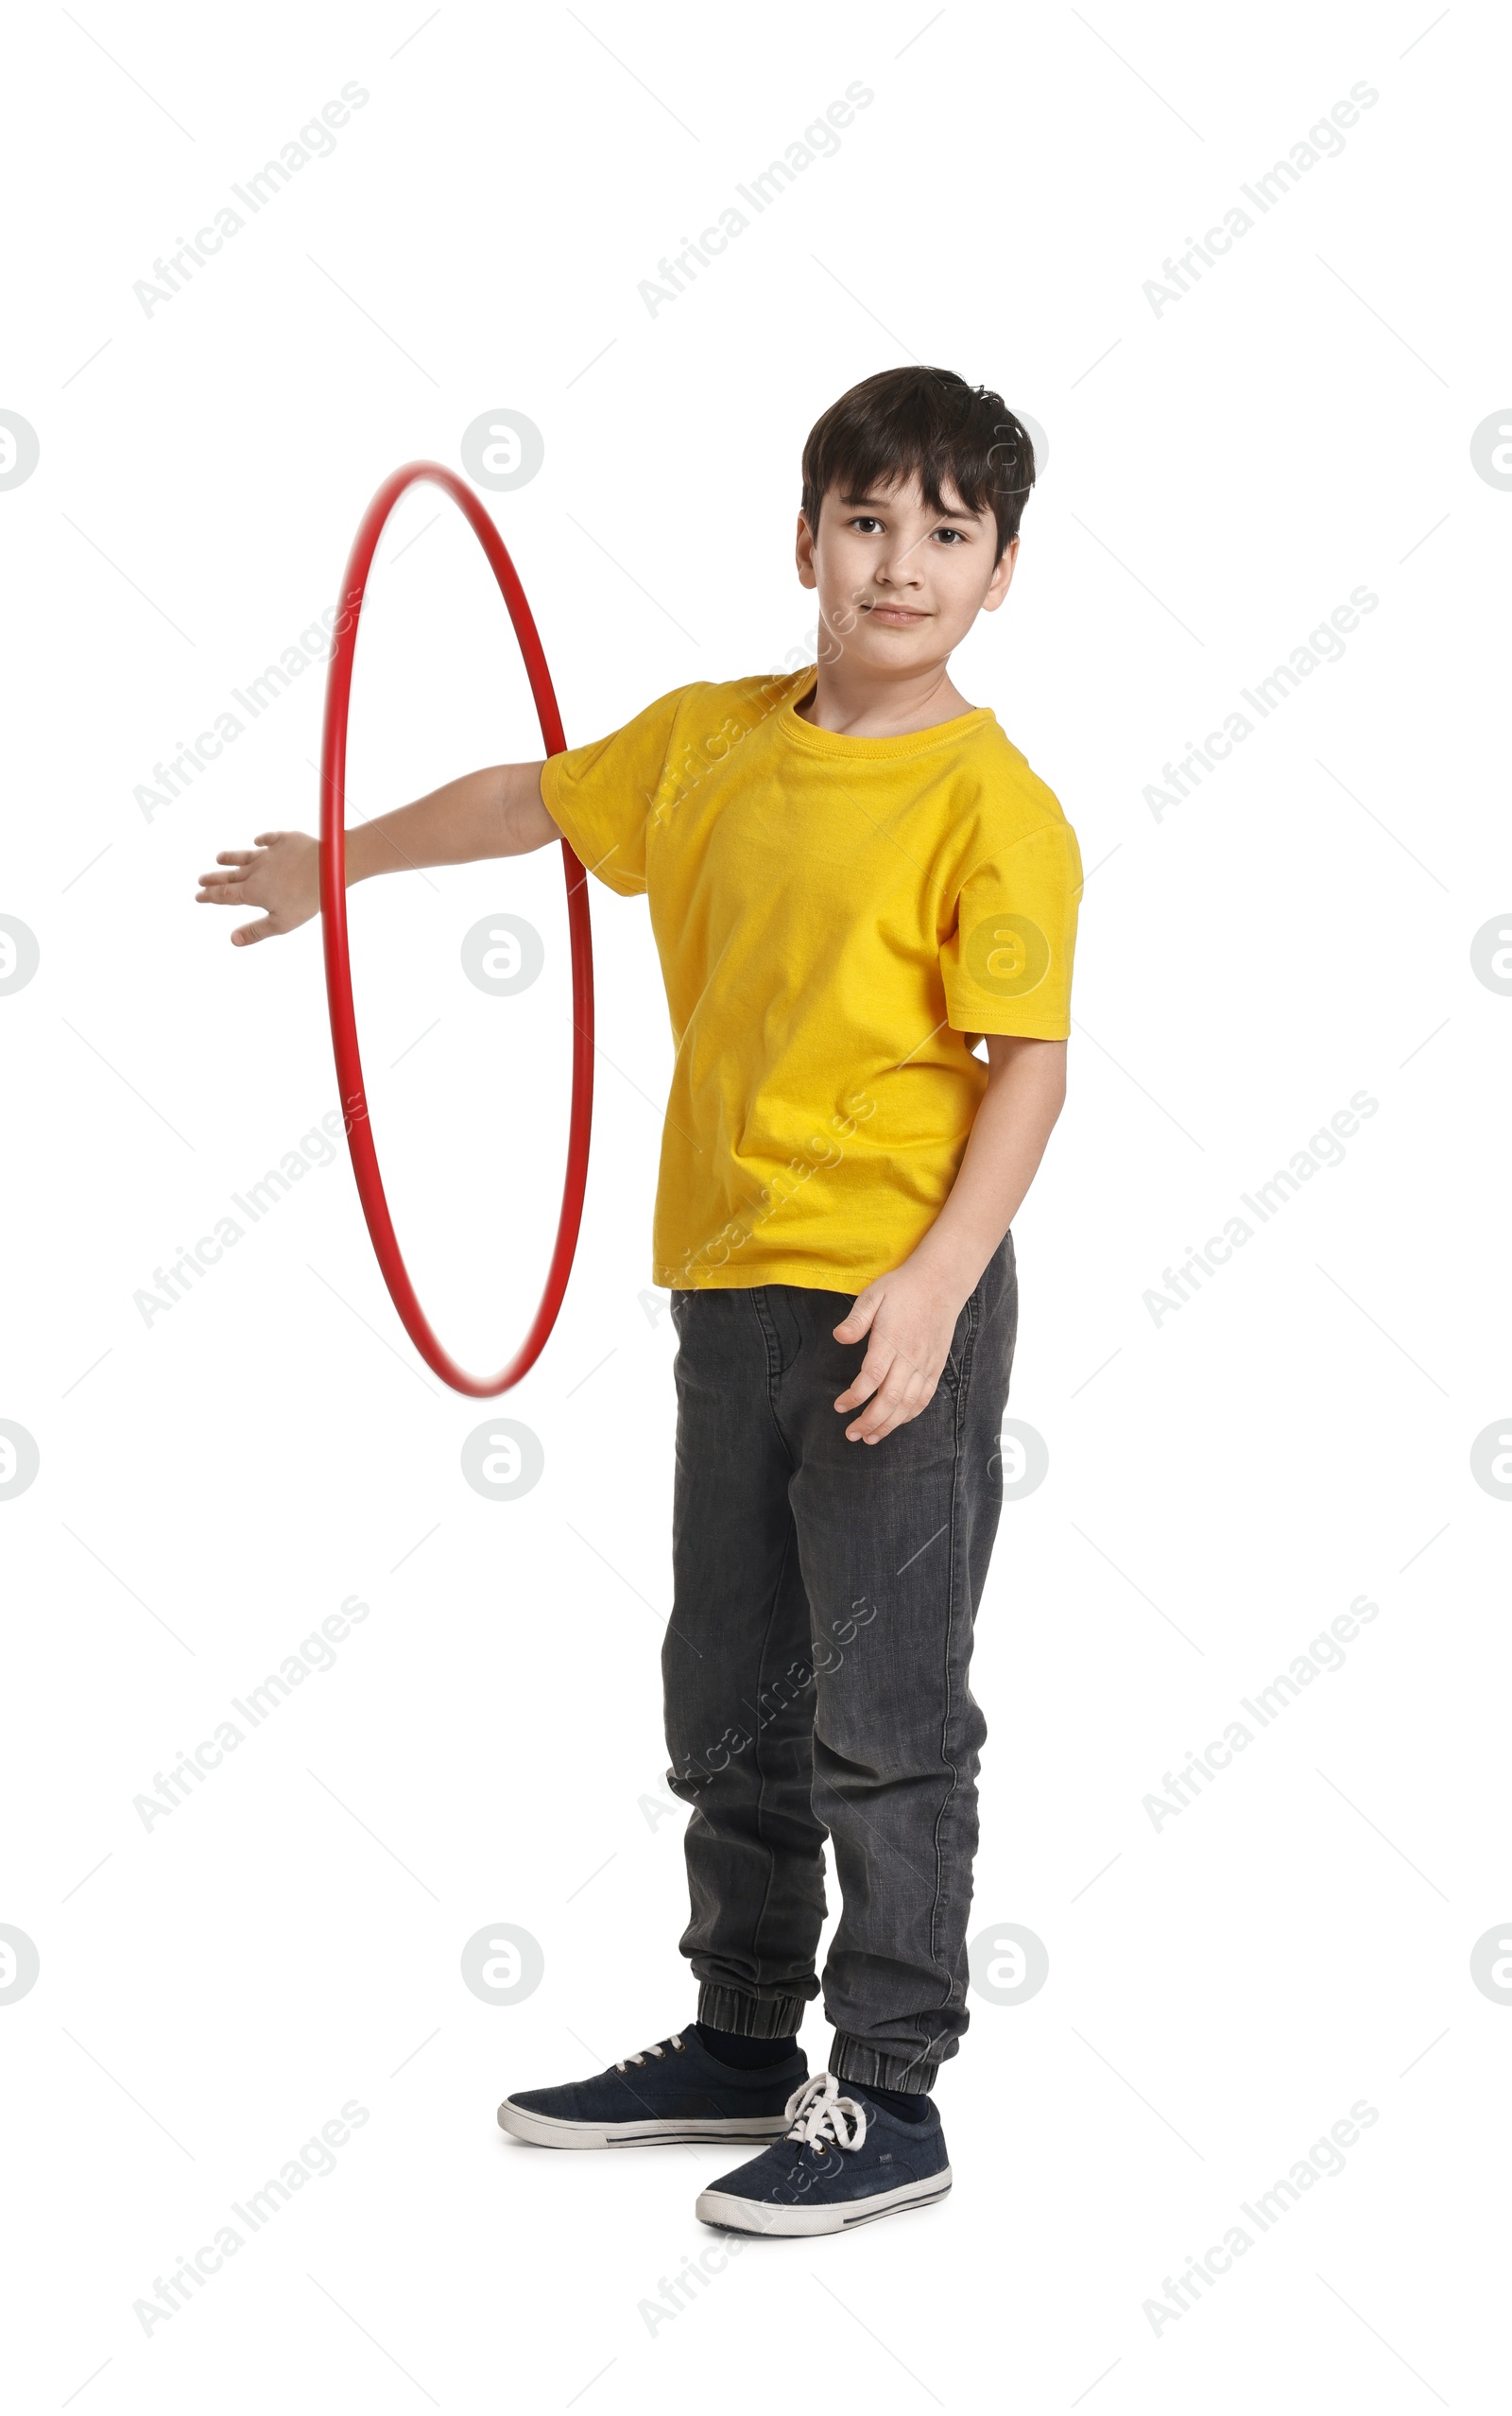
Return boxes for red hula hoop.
[318,460,593,1397]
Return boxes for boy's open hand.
[196,831,320,945]
[833,1258,970,1444]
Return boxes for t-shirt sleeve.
[939,813,1083,1040]
[538,684,692,896]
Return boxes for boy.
[198,367,1082,2235]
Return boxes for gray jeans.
[662,1235,1018,2093]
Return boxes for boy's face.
[796,472,1018,676]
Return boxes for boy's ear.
[979,534,1021,614]
[795,509,817,590]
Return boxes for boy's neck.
[797,655,976,739]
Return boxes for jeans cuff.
[696,1983,808,2040]
[830,2034,941,2096]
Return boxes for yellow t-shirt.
[540,670,1082,1292]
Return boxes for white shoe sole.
[496,2100,794,2150]
[696,2166,953,2235]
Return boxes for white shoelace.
[782,2071,868,2152]
[614,2032,684,2071]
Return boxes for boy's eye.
[849,516,884,533]
[933,527,966,544]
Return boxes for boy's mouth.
[863,603,930,626]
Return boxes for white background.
[3,2,1508,2408]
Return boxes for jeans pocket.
[940,1291,979,1398]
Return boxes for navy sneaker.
[696,2072,951,2234]
[497,2029,808,2149]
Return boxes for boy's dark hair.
[800,367,1035,560]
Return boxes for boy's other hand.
[196,831,319,945]
[832,1259,970,1444]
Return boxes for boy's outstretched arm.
[833,1034,1067,1444]
[195,761,558,945]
